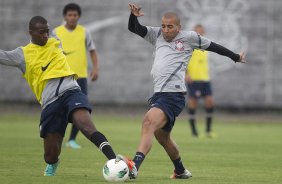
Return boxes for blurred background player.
[52,3,99,149]
[0,16,115,176]
[185,24,215,138]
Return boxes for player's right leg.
[43,133,63,176]
[66,78,88,149]
[154,129,192,179]
[120,107,168,179]
[40,98,69,176]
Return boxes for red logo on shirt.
[175,40,184,51]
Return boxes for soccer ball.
[102,159,129,182]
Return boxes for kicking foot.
[116,154,138,179]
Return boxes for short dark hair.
[29,16,48,30]
[63,3,81,16]
[163,12,180,25]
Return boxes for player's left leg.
[43,133,63,176]
[188,98,198,137]
[154,129,192,179]
[203,82,216,138]
[71,108,116,160]
[204,95,215,137]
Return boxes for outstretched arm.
[128,3,147,37]
[0,47,26,72]
[206,42,246,63]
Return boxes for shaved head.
[162,12,180,25]
[161,12,181,42]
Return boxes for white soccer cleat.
[170,169,192,179]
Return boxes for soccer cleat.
[66,140,81,149]
[116,155,138,179]
[44,161,59,176]
[170,169,192,179]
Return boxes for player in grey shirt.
[120,3,246,180]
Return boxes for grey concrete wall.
[0,0,281,107]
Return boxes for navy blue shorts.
[77,78,88,95]
[149,92,185,132]
[187,81,212,98]
[39,89,92,138]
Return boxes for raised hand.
[237,52,246,63]
[129,3,144,17]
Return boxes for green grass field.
[0,111,281,184]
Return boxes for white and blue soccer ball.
[102,159,129,182]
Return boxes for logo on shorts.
[75,103,82,106]
[196,90,201,97]
[151,103,159,107]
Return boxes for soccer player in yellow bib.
[52,3,99,149]
[186,24,215,138]
[0,16,116,176]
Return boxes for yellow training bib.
[187,50,210,81]
[22,38,76,104]
[55,25,88,78]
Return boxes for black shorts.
[39,89,92,138]
[187,81,212,98]
[77,78,88,95]
[149,92,185,132]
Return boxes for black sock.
[206,107,214,132]
[172,157,185,175]
[188,109,197,136]
[69,124,79,140]
[133,152,145,170]
[90,131,116,160]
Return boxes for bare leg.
[44,133,63,164]
[137,107,168,155]
[43,133,63,176]
[204,95,214,109]
[154,129,188,176]
[154,129,179,160]
[71,108,116,159]
[71,108,97,139]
